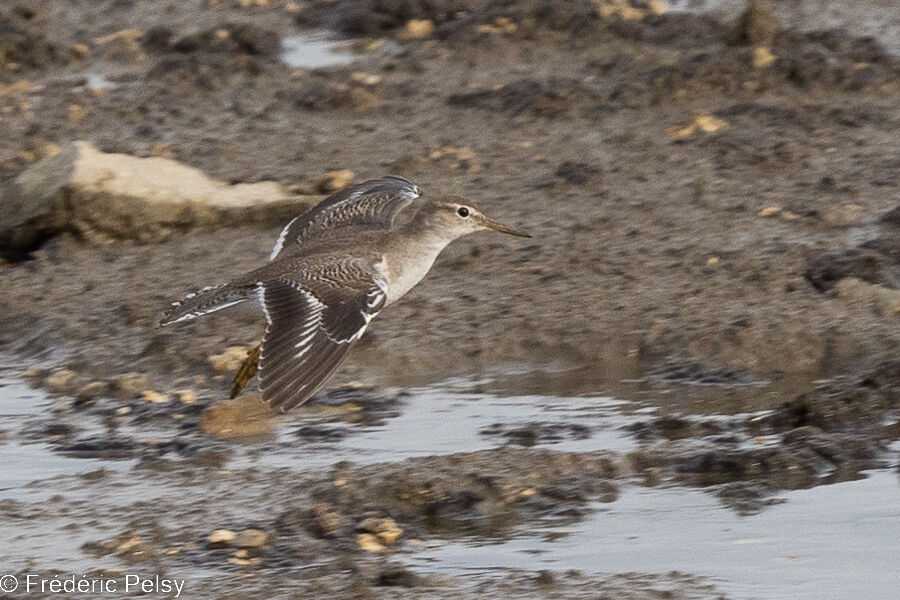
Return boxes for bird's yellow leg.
[230,343,261,399]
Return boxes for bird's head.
[427,196,531,240]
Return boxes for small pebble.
[208,529,236,547]
[317,169,354,193]
[23,366,43,378]
[235,528,269,548]
[141,390,169,404]
[356,517,403,544]
[45,369,78,394]
[208,346,250,373]
[356,533,386,552]
[753,46,777,68]
[397,19,434,41]
[351,72,381,86]
[176,389,197,404]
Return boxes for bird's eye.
[457,206,470,218]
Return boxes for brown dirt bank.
[1,1,899,398]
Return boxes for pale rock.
[45,369,78,394]
[397,19,434,41]
[208,346,251,373]
[199,394,277,439]
[752,46,776,68]
[356,517,403,544]
[234,529,269,548]
[310,504,342,538]
[79,380,109,398]
[141,390,169,404]
[475,18,518,35]
[356,533,386,552]
[208,529,237,547]
[69,43,90,60]
[112,372,149,399]
[23,138,61,162]
[317,169,354,193]
[175,389,197,404]
[667,113,729,138]
[67,104,86,122]
[94,29,145,63]
[648,0,668,15]
[597,0,645,20]
[115,536,144,554]
[2,142,320,250]
[350,72,381,86]
[22,366,43,378]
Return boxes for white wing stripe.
[366,293,383,308]
[256,283,271,325]
[294,343,314,359]
[294,331,317,349]
[269,216,299,261]
[166,299,245,324]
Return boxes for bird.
[160,175,530,412]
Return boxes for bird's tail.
[159,283,257,326]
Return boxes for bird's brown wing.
[256,263,387,412]
[270,175,420,260]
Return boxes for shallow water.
[234,385,640,471]
[1,367,898,598]
[279,31,360,69]
[85,72,117,91]
[406,469,900,600]
[0,376,135,502]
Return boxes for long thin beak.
[481,216,531,238]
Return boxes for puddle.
[279,31,360,69]
[471,365,815,416]
[667,0,900,56]
[0,366,645,575]
[406,468,900,600]
[0,375,135,502]
[2,365,898,599]
[85,72,117,91]
[237,386,639,471]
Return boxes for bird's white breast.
[378,239,447,305]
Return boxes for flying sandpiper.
[160,175,530,412]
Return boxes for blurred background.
[0,1,897,599]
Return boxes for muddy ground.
[0,0,898,598]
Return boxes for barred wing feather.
[270,175,420,260]
[256,271,386,412]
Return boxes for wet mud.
[1,0,899,598]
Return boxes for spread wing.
[255,259,387,412]
[270,175,421,260]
